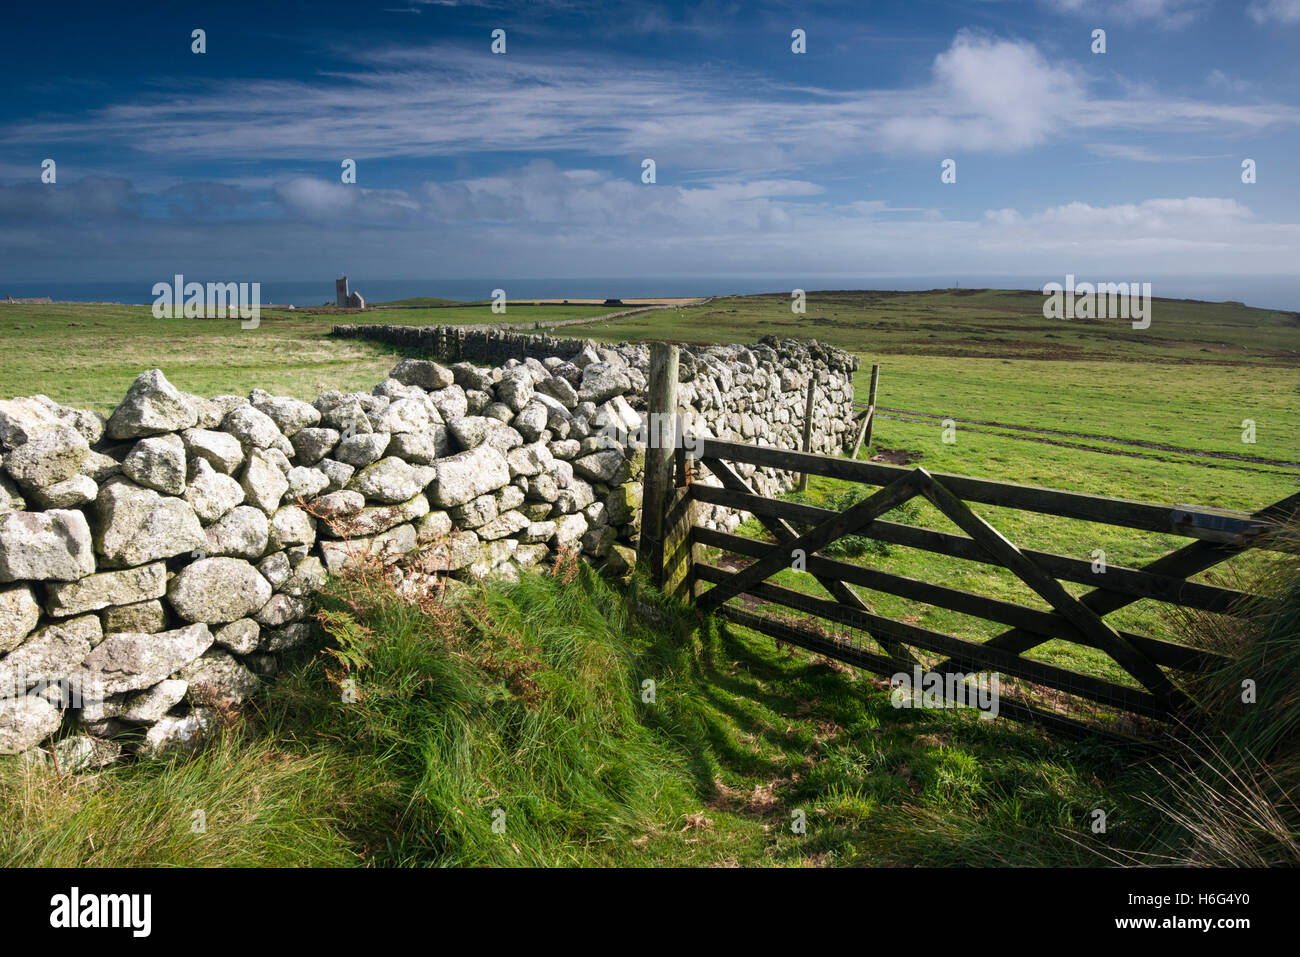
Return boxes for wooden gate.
[636,346,1297,742]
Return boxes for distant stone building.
[336,276,364,309]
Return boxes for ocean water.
[2,275,1297,312]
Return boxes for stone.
[553,513,588,546]
[291,427,340,465]
[257,552,292,589]
[184,459,245,524]
[377,398,442,435]
[608,544,637,575]
[240,448,290,513]
[269,506,316,549]
[0,696,61,754]
[581,524,618,558]
[251,394,320,437]
[42,734,122,771]
[221,404,285,450]
[517,520,556,545]
[355,459,435,505]
[182,394,225,430]
[467,539,518,580]
[181,650,259,706]
[573,447,628,485]
[0,473,26,513]
[109,679,189,723]
[578,363,632,404]
[0,509,96,581]
[511,402,550,443]
[0,615,101,696]
[4,425,89,488]
[536,375,580,408]
[336,494,429,537]
[387,428,450,465]
[452,363,496,393]
[0,584,41,653]
[477,510,529,541]
[319,523,418,572]
[428,385,468,422]
[0,397,64,449]
[105,370,198,439]
[167,558,272,624]
[76,624,211,696]
[450,493,498,529]
[101,599,167,634]
[286,466,329,500]
[204,505,269,560]
[261,623,312,653]
[321,399,373,436]
[605,482,643,525]
[29,474,98,508]
[514,543,549,567]
[497,368,534,412]
[506,441,555,478]
[431,444,511,508]
[181,428,244,473]
[281,556,325,599]
[45,562,167,617]
[78,450,121,482]
[255,593,306,627]
[122,433,187,494]
[316,458,355,492]
[415,510,453,544]
[93,479,206,568]
[391,358,455,391]
[313,489,365,519]
[137,709,214,758]
[214,618,260,655]
[334,432,390,467]
[424,530,480,571]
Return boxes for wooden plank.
[700,457,919,667]
[919,476,1186,713]
[697,565,1168,720]
[716,604,1146,744]
[693,526,1225,672]
[695,468,927,614]
[688,482,1261,615]
[695,438,1278,546]
[797,373,817,491]
[637,342,679,586]
[850,407,873,461]
[864,364,880,448]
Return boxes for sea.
[2,275,1298,312]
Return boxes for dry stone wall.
[0,333,856,766]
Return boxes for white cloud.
[1040,0,1209,27]
[1248,0,1300,23]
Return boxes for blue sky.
[2,0,1298,294]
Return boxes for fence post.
[864,363,880,448]
[851,363,880,461]
[638,342,680,586]
[796,371,818,492]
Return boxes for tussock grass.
[4,546,1291,867]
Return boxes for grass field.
[0,288,1295,865]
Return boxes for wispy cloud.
[5,33,1295,171]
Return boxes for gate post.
[638,342,679,587]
